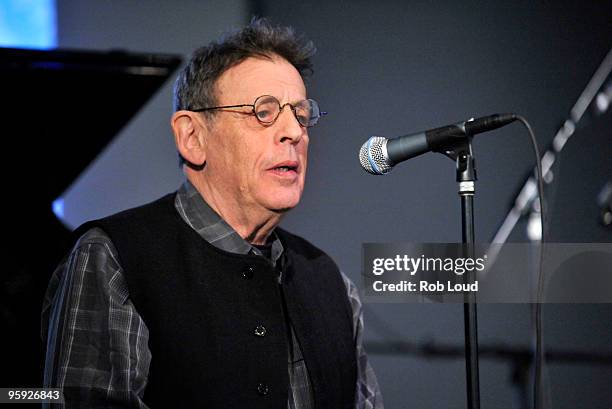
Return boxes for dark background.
[3,1,611,408]
[260,2,611,408]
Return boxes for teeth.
[276,166,291,172]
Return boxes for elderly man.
[42,18,382,409]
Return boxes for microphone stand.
[440,137,481,409]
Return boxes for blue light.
[52,197,64,220]
[0,0,57,49]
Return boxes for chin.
[262,191,302,213]
[268,200,300,213]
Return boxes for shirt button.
[242,267,254,280]
[254,325,267,337]
[257,382,269,396]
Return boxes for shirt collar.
[174,180,284,266]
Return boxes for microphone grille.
[359,136,392,175]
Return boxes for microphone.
[359,113,517,174]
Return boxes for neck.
[186,170,281,245]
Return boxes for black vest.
[74,194,357,408]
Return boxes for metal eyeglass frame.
[188,94,327,128]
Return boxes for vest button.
[257,382,269,396]
[242,267,254,280]
[254,325,267,337]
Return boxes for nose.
[275,104,306,144]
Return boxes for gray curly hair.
[173,17,316,113]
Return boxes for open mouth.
[268,162,299,177]
[272,165,297,172]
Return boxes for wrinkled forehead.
[214,55,307,105]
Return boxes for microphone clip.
[434,135,478,183]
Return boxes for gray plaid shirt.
[42,180,383,408]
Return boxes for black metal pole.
[457,146,481,409]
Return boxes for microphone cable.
[514,115,547,409]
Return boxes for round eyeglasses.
[189,95,326,128]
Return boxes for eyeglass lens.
[254,96,320,127]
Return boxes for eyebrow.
[258,95,308,105]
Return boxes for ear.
[171,110,208,166]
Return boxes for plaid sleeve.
[42,228,151,408]
[341,272,384,409]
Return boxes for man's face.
[203,55,309,214]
